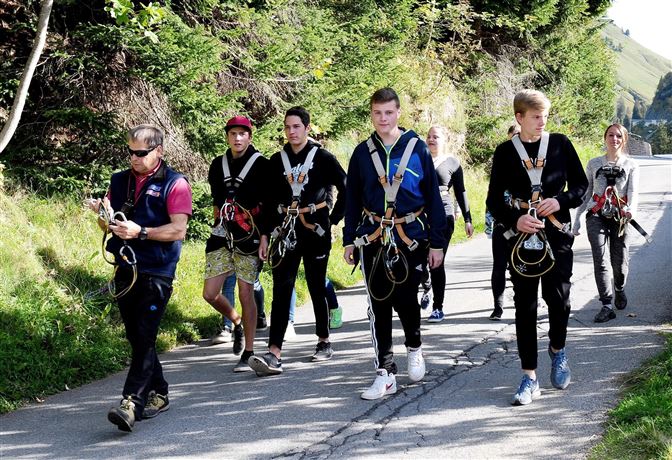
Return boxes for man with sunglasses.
[90,124,192,432]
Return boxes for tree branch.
[0,0,54,154]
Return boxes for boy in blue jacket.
[343,88,446,400]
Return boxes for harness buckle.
[403,212,416,224]
[354,235,371,248]
[313,223,326,237]
[531,184,543,195]
[407,239,419,251]
[307,203,317,214]
[287,206,300,216]
[380,217,395,228]
[527,204,539,220]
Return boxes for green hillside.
[603,22,672,113]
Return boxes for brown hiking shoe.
[107,396,136,432]
[143,391,170,419]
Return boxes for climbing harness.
[504,132,559,277]
[590,163,652,242]
[267,146,327,267]
[353,137,422,301]
[212,151,262,255]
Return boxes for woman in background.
[573,123,639,323]
[420,126,474,322]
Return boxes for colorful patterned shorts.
[204,247,260,285]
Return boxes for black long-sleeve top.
[263,140,347,237]
[206,145,269,253]
[434,155,472,222]
[486,133,587,233]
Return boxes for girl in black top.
[421,126,474,323]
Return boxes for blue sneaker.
[420,291,432,310]
[548,346,571,389]
[427,309,444,323]
[511,375,541,406]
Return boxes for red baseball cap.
[225,116,253,133]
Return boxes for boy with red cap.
[202,116,269,372]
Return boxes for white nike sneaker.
[361,369,397,400]
[407,346,426,382]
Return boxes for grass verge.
[0,189,359,413]
[589,333,672,460]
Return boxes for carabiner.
[119,245,137,265]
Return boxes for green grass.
[589,333,672,460]
[602,23,672,108]
[0,187,360,413]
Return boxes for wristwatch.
[139,227,148,240]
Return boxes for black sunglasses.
[127,145,160,157]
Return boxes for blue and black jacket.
[107,162,186,279]
[343,129,447,250]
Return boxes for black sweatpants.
[360,242,429,374]
[268,227,331,349]
[115,269,173,416]
[509,230,574,370]
[420,216,454,311]
[491,224,508,310]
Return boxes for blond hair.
[427,125,449,155]
[604,123,629,149]
[513,90,551,116]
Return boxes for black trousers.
[115,269,173,416]
[360,242,428,374]
[268,228,331,349]
[419,216,454,311]
[491,224,508,310]
[509,230,574,370]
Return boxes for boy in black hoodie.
[343,88,446,400]
[249,107,347,376]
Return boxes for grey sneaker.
[511,375,541,406]
[548,346,571,390]
[594,305,616,323]
[107,396,136,432]
[614,290,628,310]
[248,352,283,377]
[232,323,244,356]
[143,391,169,419]
[233,351,254,372]
[210,326,232,346]
[311,341,334,362]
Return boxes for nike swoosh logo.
[386,383,394,390]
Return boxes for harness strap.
[508,132,569,234]
[280,146,318,198]
[221,151,262,195]
[511,133,549,183]
[590,188,628,214]
[354,207,423,249]
[278,201,328,215]
[510,199,571,233]
[367,137,418,204]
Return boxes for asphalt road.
[1,155,670,460]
